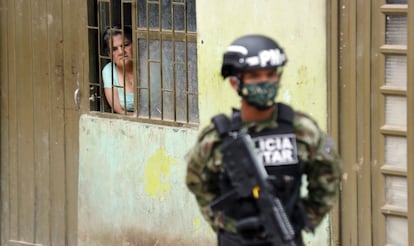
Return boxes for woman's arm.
[104,87,128,114]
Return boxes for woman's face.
[108,34,132,67]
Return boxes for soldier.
[185,34,342,246]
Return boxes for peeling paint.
[143,146,176,199]
[296,65,308,86]
[343,172,348,181]
[47,14,53,26]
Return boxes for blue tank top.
[102,62,134,111]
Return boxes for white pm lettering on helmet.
[259,48,285,67]
[245,48,286,68]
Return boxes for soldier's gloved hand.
[235,216,264,235]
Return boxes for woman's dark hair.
[102,25,133,54]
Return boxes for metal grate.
[87,0,198,126]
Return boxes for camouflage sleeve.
[185,124,223,231]
[294,112,342,229]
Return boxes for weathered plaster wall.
[78,115,215,245]
[197,0,328,130]
[79,0,330,245]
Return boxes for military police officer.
[185,34,342,246]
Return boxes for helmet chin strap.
[235,76,244,96]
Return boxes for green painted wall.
[78,115,214,245]
[79,0,331,245]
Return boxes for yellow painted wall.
[79,0,331,245]
[197,0,328,131]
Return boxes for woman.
[102,26,135,115]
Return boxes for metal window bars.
[87,0,198,126]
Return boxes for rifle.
[210,115,297,246]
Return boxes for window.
[372,0,412,245]
[87,0,198,126]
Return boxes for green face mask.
[239,82,280,110]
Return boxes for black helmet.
[221,34,287,78]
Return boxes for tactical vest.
[213,103,306,236]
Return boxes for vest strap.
[211,114,232,137]
[276,103,294,125]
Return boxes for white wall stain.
[47,14,53,26]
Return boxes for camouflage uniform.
[185,105,342,235]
